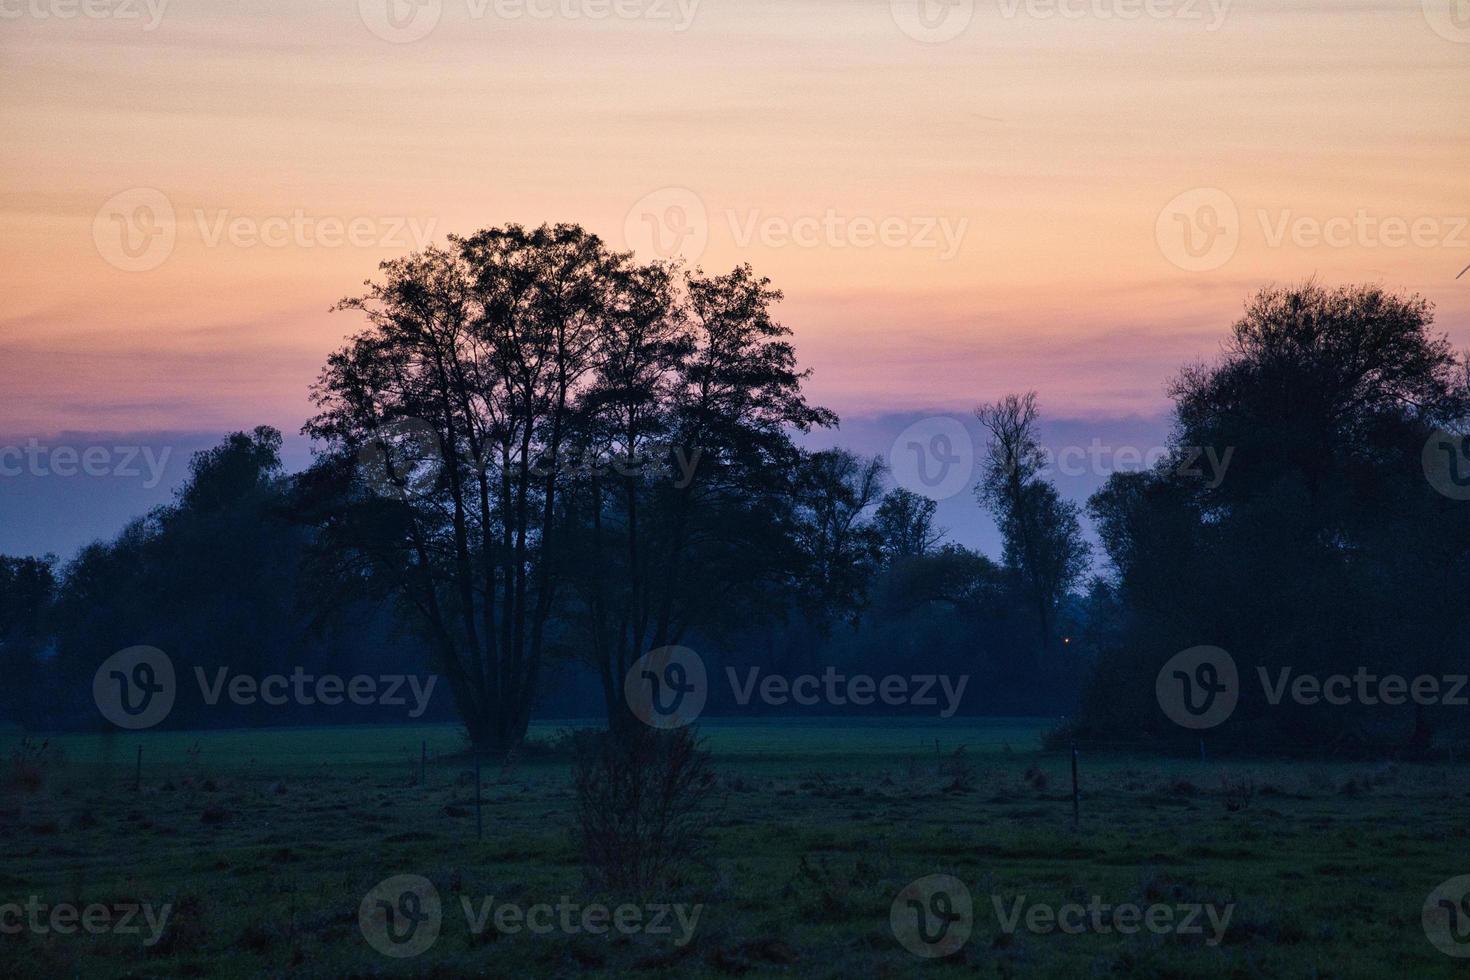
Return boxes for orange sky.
[2,0,1467,438]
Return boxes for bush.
[7,737,62,792]
[572,726,716,890]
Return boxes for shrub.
[939,745,975,793]
[1220,774,1255,812]
[572,726,716,890]
[7,737,63,792]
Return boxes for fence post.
[1070,740,1080,829]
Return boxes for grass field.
[4,718,1468,978]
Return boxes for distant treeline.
[0,424,1086,732]
[2,232,1466,757]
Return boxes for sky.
[2,0,1467,560]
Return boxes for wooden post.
[474,752,483,840]
[1070,741,1080,829]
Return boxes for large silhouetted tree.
[1072,282,1470,753]
[305,226,833,750]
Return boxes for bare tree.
[976,392,1089,666]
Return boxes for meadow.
[4,718,1467,978]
